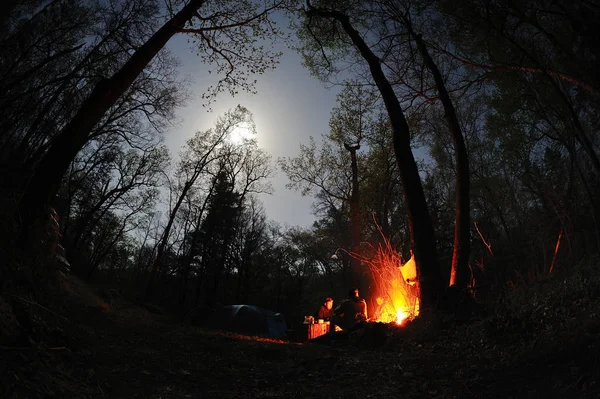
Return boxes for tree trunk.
[408,28,471,288]
[344,143,362,287]
[179,191,212,305]
[18,0,205,241]
[307,7,443,311]
[147,181,193,297]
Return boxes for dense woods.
[1,0,600,371]
[2,0,600,397]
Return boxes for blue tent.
[204,305,287,338]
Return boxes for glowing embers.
[374,297,411,324]
[373,290,419,325]
[396,308,409,325]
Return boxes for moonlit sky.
[165,34,341,229]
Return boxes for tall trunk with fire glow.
[306,5,444,311]
[345,142,362,287]
[406,23,471,288]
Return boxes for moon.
[229,124,254,144]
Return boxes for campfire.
[364,235,420,325]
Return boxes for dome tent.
[204,305,287,338]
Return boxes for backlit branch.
[435,41,599,95]
[179,2,282,34]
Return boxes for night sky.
[166,33,341,228]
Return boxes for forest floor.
[2,272,600,399]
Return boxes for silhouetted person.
[333,288,368,330]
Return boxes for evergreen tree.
[195,169,242,306]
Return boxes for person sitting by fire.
[333,287,368,330]
[316,297,334,321]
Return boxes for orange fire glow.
[396,309,408,324]
[364,234,420,325]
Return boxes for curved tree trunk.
[408,27,471,288]
[307,6,443,311]
[18,0,206,242]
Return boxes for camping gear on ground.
[302,322,330,340]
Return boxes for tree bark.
[307,6,443,311]
[344,142,362,287]
[408,27,471,288]
[179,184,214,305]
[149,181,192,291]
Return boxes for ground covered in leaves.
[2,272,600,399]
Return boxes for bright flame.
[363,231,420,325]
[396,309,408,324]
[339,218,420,326]
[394,298,419,324]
